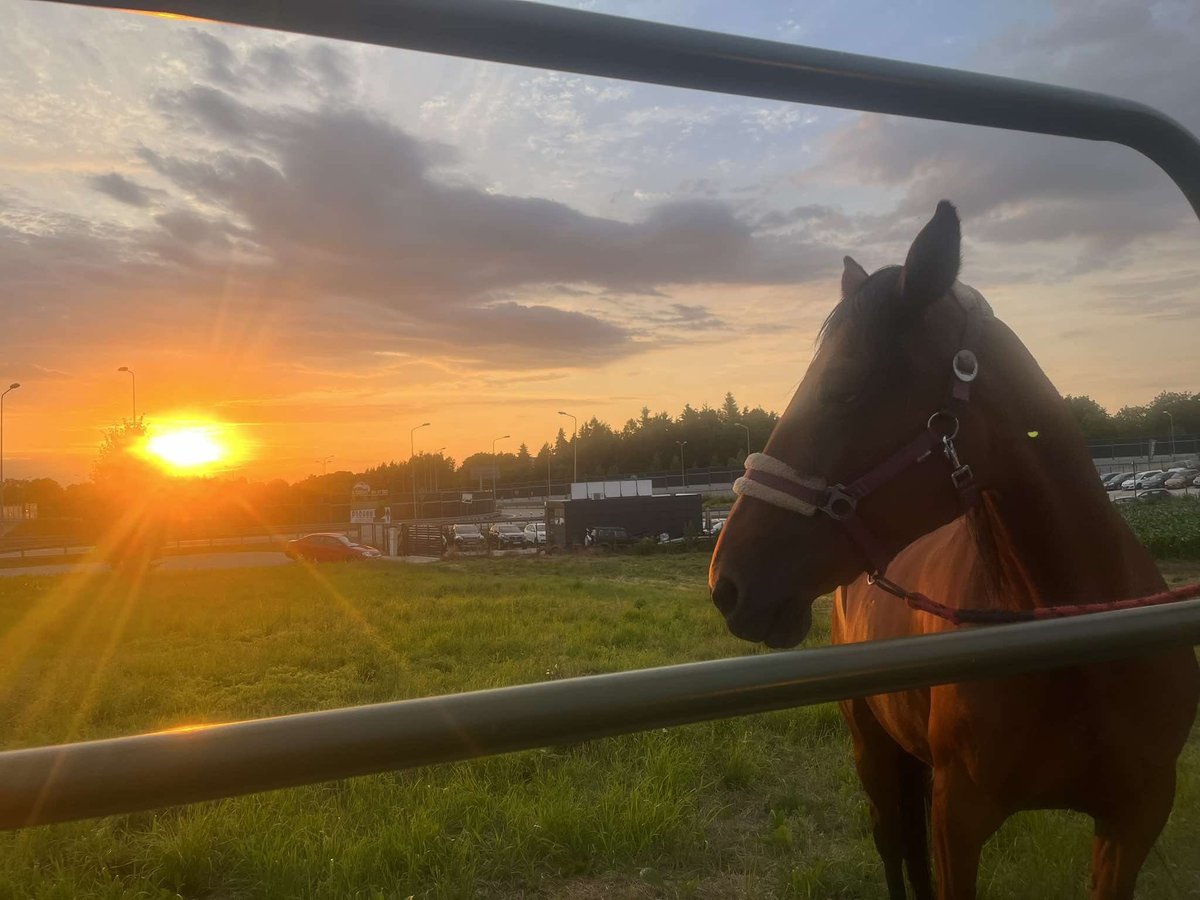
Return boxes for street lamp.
[1,383,19,532]
[1164,411,1176,460]
[735,422,751,459]
[676,439,688,489]
[411,422,430,519]
[492,434,510,502]
[117,366,136,423]
[316,455,333,475]
[557,411,577,483]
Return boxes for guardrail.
[19,0,1200,829]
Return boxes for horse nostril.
[711,576,740,617]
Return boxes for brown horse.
[709,201,1199,899]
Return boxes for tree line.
[2,390,1196,534]
[1062,390,1200,442]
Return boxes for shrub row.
[1118,498,1200,560]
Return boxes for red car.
[285,533,382,562]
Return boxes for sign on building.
[570,479,653,500]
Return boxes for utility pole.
[492,434,510,504]
[0,383,20,532]
[676,440,688,490]
[411,422,430,520]
[117,366,136,423]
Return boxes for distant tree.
[1062,395,1114,439]
[720,392,740,423]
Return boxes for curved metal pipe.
[43,0,1200,221]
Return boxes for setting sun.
[141,423,239,474]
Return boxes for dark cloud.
[11,79,831,369]
[88,172,156,207]
[801,0,1200,271]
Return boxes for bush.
[1118,498,1200,559]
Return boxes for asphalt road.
[0,551,291,578]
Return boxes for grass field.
[0,554,1197,899]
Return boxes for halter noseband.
[732,282,992,579]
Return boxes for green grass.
[0,555,1197,899]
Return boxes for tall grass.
[0,555,1196,898]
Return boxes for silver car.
[523,522,547,545]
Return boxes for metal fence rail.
[53,0,1200,219]
[2,598,1199,830]
[17,0,1200,831]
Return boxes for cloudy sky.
[2,0,1198,483]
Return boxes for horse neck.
[969,332,1163,608]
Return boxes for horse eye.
[821,378,861,406]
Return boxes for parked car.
[285,533,382,562]
[1161,468,1197,488]
[1121,470,1164,490]
[523,522,547,545]
[707,518,726,536]
[445,523,486,551]
[1139,471,1173,489]
[488,522,526,548]
[1105,472,1135,491]
[1194,473,1200,488]
[1137,489,1173,503]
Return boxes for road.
[0,551,291,578]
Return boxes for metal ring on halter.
[926,410,960,441]
[822,485,857,520]
[952,349,979,382]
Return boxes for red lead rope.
[868,575,1200,626]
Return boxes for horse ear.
[899,200,960,310]
[841,256,868,298]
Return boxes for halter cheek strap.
[732,282,991,578]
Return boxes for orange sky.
[2,2,1198,485]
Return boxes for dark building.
[546,494,704,548]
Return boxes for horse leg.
[1089,768,1176,900]
[899,751,934,900]
[930,765,1004,900]
[841,698,930,900]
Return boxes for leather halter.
[732,282,992,580]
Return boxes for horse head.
[710,201,1008,647]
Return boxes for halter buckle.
[951,464,974,489]
[952,349,979,383]
[822,485,857,520]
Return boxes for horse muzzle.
[709,503,850,647]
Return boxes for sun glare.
[142,424,235,474]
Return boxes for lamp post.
[735,422,750,459]
[557,411,577,484]
[411,422,430,520]
[316,455,333,475]
[1,383,19,532]
[1164,411,1176,460]
[492,434,510,503]
[676,439,688,490]
[117,366,136,423]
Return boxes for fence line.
[22,0,1200,834]
[1,598,1198,830]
